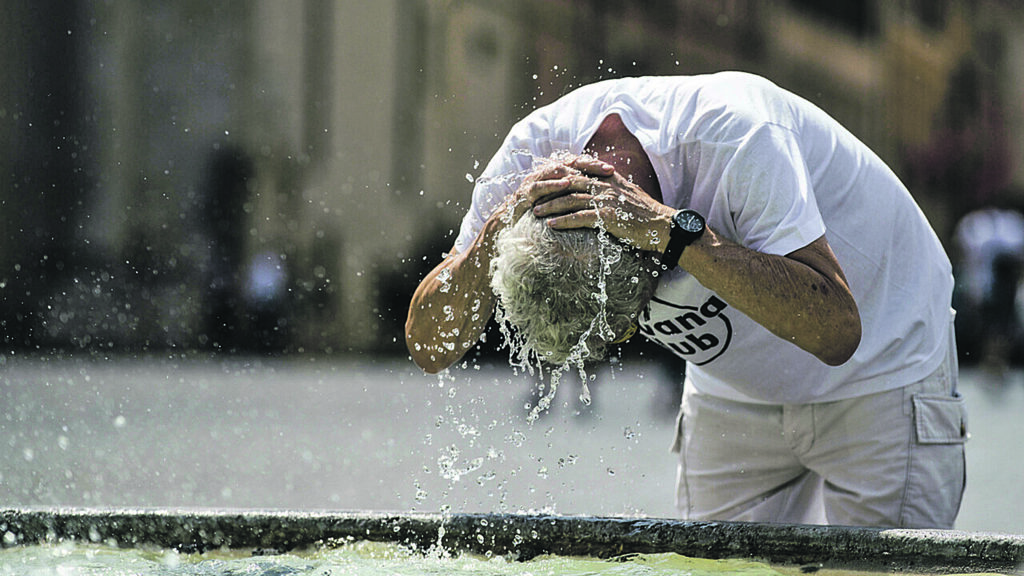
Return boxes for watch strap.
[661,221,687,268]
[661,209,704,268]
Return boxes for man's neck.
[584,114,662,203]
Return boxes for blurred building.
[2,0,1022,356]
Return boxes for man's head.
[490,212,659,366]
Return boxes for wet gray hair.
[490,213,659,366]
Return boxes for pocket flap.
[913,393,968,444]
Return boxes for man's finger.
[568,156,615,176]
[533,192,594,217]
[525,177,572,204]
[544,209,599,230]
[527,162,580,184]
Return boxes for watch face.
[675,210,704,233]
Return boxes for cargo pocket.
[902,392,968,528]
[913,393,968,444]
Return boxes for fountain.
[2,507,1023,574]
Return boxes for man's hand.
[529,160,675,253]
[495,155,619,227]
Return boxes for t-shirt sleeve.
[452,116,568,254]
[718,123,826,256]
[452,149,521,254]
[451,84,608,254]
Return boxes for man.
[406,72,966,528]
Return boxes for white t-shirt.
[455,72,954,404]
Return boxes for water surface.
[0,540,808,576]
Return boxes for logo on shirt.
[638,295,732,365]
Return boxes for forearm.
[680,228,861,365]
[405,220,502,373]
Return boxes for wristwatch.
[661,209,705,267]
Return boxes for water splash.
[437,267,453,293]
[490,154,629,423]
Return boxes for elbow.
[405,322,453,375]
[405,334,443,375]
[819,340,859,367]
[416,359,446,375]
[407,344,448,375]
[412,349,448,375]
[818,312,862,367]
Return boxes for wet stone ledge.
[1,508,1023,574]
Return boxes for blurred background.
[2,0,1024,534]
[3,0,1024,358]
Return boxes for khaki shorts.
[673,344,967,528]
